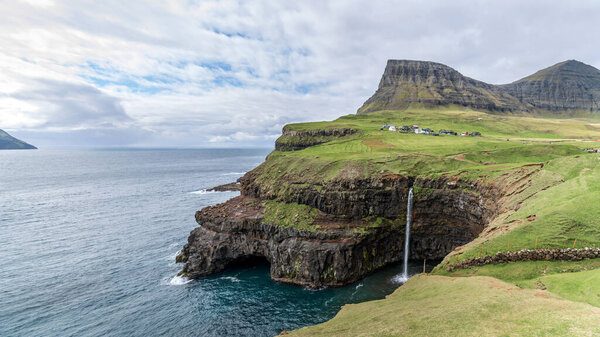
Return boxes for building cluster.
[379,124,481,137]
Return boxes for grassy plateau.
[270,106,600,336]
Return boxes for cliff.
[177,156,551,287]
[358,59,600,116]
[177,59,600,290]
[179,175,493,287]
[0,129,36,150]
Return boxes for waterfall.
[402,187,414,280]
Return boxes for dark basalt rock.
[274,126,358,152]
[178,199,404,287]
[208,182,241,192]
[178,168,519,287]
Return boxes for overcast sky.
[1,0,599,148]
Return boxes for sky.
[1,0,599,148]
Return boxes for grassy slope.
[0,129,36,149]
[276,107,600,335]
[273,108,598,181]
[287,275,600,337]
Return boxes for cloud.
[9,78,132,129]
[0,0,599,147]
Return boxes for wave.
[220,276,241,283]
[221,172,246,176]
[169,275,192,285]
[189,189,216,195]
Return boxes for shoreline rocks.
[208,182,241,192]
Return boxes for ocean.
[0,149,426,337]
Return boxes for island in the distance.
[0,129,36,150]
[178,59,600,335]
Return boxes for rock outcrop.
[358,59,600,116]
[275,126,358,152]
[178,196,405,287]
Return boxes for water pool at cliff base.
[0,149,431,337]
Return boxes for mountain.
[0,129,37,150]
[501,60,600,114]
[358,59,600,116]
[358,60,522,114]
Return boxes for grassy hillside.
[276,107,600,335]
[0,129,36,150]
[286,275,600,337]
[274,108,599,181]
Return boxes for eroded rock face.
[179,170,514,287]
[178,196,404,287]
[274,127,358,152]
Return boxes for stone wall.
[447,248,600,271]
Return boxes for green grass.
[262,200,319,231]
[271,108,600,183]
[520,268,600,308]
[439,156,600,268]
[264,108,600,335]
[286,274,600,337]
[438,259,600,309]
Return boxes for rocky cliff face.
[178,196,405,287]
[358,59,600,116]
[177,165,529,287]
[274,126,358,152]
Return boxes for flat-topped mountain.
[358,59,600,116]
[0,129,36,150]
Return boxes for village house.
[379,124,396,131]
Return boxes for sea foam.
[169,275,192,285]
[221,172,246,176]
[189,189,215,195]
[220,276,241,283]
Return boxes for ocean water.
[0,149,428,337]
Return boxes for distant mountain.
[358,59,600,116]
[501,60,600,114]
[0,129,37,150]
